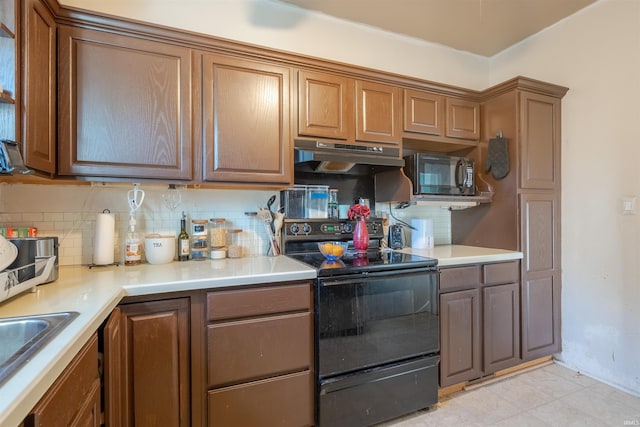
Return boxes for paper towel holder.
[89,209,120,268]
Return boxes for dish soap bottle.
[124,214,142,265]
[178,212,190,261]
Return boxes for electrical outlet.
[622,197,636,215]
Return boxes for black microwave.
[404,153,475,196]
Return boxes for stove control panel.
[283,218,384,241]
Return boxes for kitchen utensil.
[257,208,280,256]
[127,183,145,214]
[266,194,276,233]
[162,184,181,211]
[0,235,18,271]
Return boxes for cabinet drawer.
[439,265,481,291]
[26,334,99,426]
[208,312,312,387]
[207,283,311,321]
[483,261,520,285]
[208,370,313,427]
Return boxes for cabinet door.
[22,0,56,174]
[483,283,520,373]
[355,80,401,144]
[111,299,191,427]
[201,53,291,184]
[298,70,353,140]
[445,97,479,140]
[403,89,444,136]
[58,25,192,180]
[520,192,561,360]
[439,288,481,387]
[519,91,561,189]
[25,334,100,427]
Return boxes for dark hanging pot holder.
[485,136,509,180]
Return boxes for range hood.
[294,139,404,175]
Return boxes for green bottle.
[178,212,190,261]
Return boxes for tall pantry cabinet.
[452,77,568,362]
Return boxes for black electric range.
[282,218,438,276]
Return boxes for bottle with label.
[178,212,190,261]
[124,214,142,265]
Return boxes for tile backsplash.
[0,183,451,266]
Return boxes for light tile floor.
[383,363,640,426]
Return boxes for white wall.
[59,0,490,89]
[491,0,640,395]
[10,0,635,396]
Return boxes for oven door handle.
[320,268,436,286]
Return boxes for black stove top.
[288,249,437,277]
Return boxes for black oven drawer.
[319,355,439,427]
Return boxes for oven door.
[317,267,438,378]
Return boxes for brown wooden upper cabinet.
[200,53,292,185]
[57,25,193,180]
[519,92,560,190]
[298,70,401,146]
[22,0,56,175]
[403,89,479,144]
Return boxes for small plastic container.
[306,185,329,218]
[227,229,243,258]
[281,186,306,218]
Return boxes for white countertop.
[0,245,520,426]
[401,244,522,266]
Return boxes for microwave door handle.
[455,160,465,191]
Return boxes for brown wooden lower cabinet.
[104,298,191,427]
[100,282,314,427]
[439,261,521,387]
[24,333,101,427]
[206,282,314,427]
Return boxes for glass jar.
[190,219,209,260]
[227,229,243,258]
[209,218,226,248]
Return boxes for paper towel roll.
[411,218,434,249]
[93,212,115,265]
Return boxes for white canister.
[144,235,176,265]
[411,219,434,249]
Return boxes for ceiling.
[276,0,597,57]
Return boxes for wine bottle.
[178,212,190,261]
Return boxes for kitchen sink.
[0,311,79,386]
